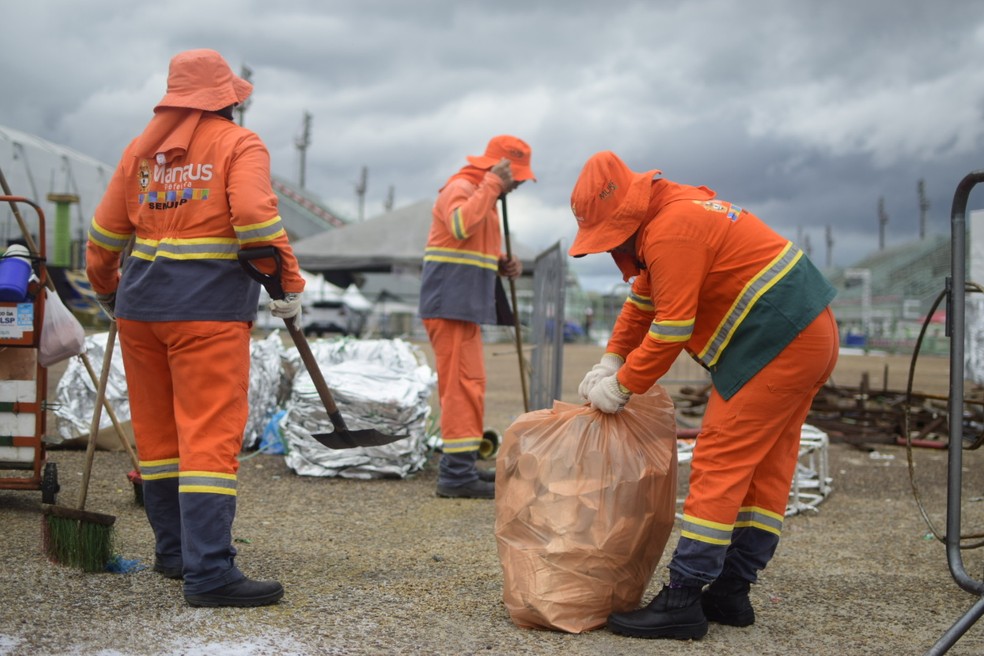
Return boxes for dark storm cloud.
[2,0,983,290]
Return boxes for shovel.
[238,246,407,449]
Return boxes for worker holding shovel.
[86,49,305,607]
[419,135,534,499]
[570,151,838,640]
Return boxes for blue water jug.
[0,244,32,302]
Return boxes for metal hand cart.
[0,195,58,504]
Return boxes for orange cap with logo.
[155,49,253,112]
[466,135,537,182]
[568,151,661,257]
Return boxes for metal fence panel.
[528,241,565,410]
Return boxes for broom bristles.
[41,505,116,573]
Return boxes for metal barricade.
[926,170,984,655]
[527,241,565,411]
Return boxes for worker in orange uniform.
[419,136,534,499]
[570,151,838,640]
[86,49,305,607]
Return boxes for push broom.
[41,319,119,571]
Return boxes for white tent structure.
[291,199,536,288]
[0,124,113,261]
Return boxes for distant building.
[826,234,951,353]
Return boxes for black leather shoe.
[436,479,495,499]
[153,561,183,580]
[476,468,496,482]
[607,585,708,640]
[185,577,284,607]
[702,577,755,626]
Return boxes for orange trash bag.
[494,385,678,633]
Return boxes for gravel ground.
[2,342,984,655]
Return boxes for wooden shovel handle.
[237,247,348,432]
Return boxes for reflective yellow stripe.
[138,458,180,480]
[132,237,241,262]
[735,506,784,536]
[178,471,237,495]
[680,513,733,545]
[648,317,695,343]
[180,485,237,496]
[88,219,132,252]
[423,246,498,271]
[234,216,288,243]
[698,243,802,366]
[443,436,482,453]
[626,291,654,312]
[450,207,469,240]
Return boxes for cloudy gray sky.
[2,0,983,291]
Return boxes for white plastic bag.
[39,288,86,367]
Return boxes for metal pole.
[499,195,529,413]
[925,170,984,655]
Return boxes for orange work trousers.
[423,318,485,454]
[670,307,839,586]
[117,318,251,593]
[117,319,250,472]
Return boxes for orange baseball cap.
[568,151,661,257]
[156,49,253,112]
[466,135,537,182]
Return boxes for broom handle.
[78,320,116,510]
[499,195,529,412]
[78,347,138,472]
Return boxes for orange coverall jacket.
[608,196,836,400]
[87,113,304,320]
[418,170,507,325]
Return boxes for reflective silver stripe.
[132,238,241,262]
[735,506,784,536]
[450,207,469,240]
[442,437,482,453]
[178,471,238,496]
[423,246,498,271]
[626,291,654,312]
[679,513,733,546]
[234,216,288,243]
[88,220,131,252]
[648,319,694,343]
[699,243,802,367]
[139,458,180,480]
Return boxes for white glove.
[95,292,116,321]
[588,374,631,414]
[578,353,624,400]
[269,292,302,330]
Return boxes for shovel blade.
[311,429,408,450]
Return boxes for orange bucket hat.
[155,49,253,112]
[568,151,661,257]
[466,135,537,182]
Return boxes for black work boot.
[476,467,496,482]
[436,478,494,499]
[185,577,284,608]
[702,576,755,626]
[606,585,708,640]
[436,451,494,498]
